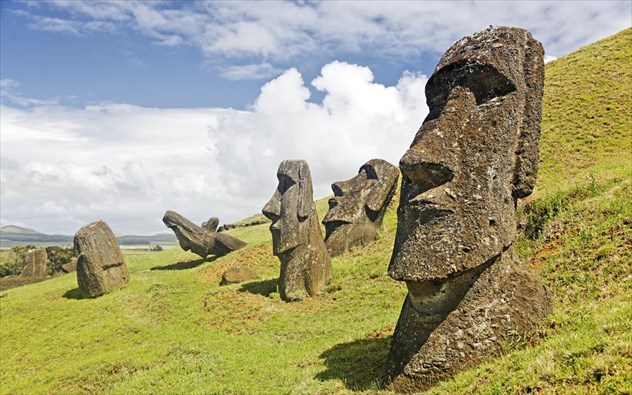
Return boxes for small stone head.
[322,159,399,256]
[388,26,544,283]
[262,160,316,256]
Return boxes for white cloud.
[544,55,558,64]
[1,79,62,107]
[12,1,631,72]
[0,63,428,234]
[218,63,284,81]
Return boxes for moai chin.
[262,160,332,301]
[322,159,399,257]
[384,26,551,392]
[74,220,130,298]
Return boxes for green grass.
[1,29,631,394]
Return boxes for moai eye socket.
[277,174,296,194]
[400,161,454,202]
[359,164,378,180]
[425,61,517,121]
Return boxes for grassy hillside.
[1,29,630,394]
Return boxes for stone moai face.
[262,160,315,256]
[162,210,246,258]
[385,26,548,391]
[322,159,399,256]
[388,25,544,285]
[262,160,332,301]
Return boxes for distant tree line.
[0,245,74,278]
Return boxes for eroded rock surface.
[220,265,257,286]
[385,26,551,392]
[74,221,130,298]
[323,159,399,256]
[61,258,78,273]
[163,211,246,258]
[262,160,332,301]
[20,248,48,278]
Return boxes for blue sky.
[1,1,630,235]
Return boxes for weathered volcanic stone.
[323,159,399,256]
[201,217,220,232]
[74,221,130,298]
[262,160,332,301]
[61,258,78,273]
[163,211,246,258]
[385,26,551,392]
[20,248,48,278]
[220,265,257,286]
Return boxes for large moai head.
[322,159,399,256]
[384,26,547,391]
[388,26,544,284]
[262,160,332,301]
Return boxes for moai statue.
[19,248,48,278]
[322,159,399,256]
[201,217,220,232]
[163,211,246,258]
[262,160,332,301]
[74,220,130,298]
[384,26,551,392]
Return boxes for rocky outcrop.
[74,221,130,298]
[217,215,270,232]
[220,265,257,286]
[385,26,551,392]
[61,258,78,273]
[262,160,332,301]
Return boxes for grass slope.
[1,29,631,394]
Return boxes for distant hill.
[115,233,177,245]
[0,227,72,245]
[0,225,41,234]
[0,226,177,247]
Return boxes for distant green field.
[0,29,630,395]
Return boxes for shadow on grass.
[238,278,278,297]
[151,256,217,271]
[63,287,83,299]
[315,336,391,391]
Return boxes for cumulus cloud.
[0,63,428,234]
[11,1,631,74]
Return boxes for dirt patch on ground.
[529,240,561,272]
[197,243,277,286]
[0,276,46,291]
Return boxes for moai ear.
[512,32,544,199]
[366,162,400,214]
[297,161,314,220]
